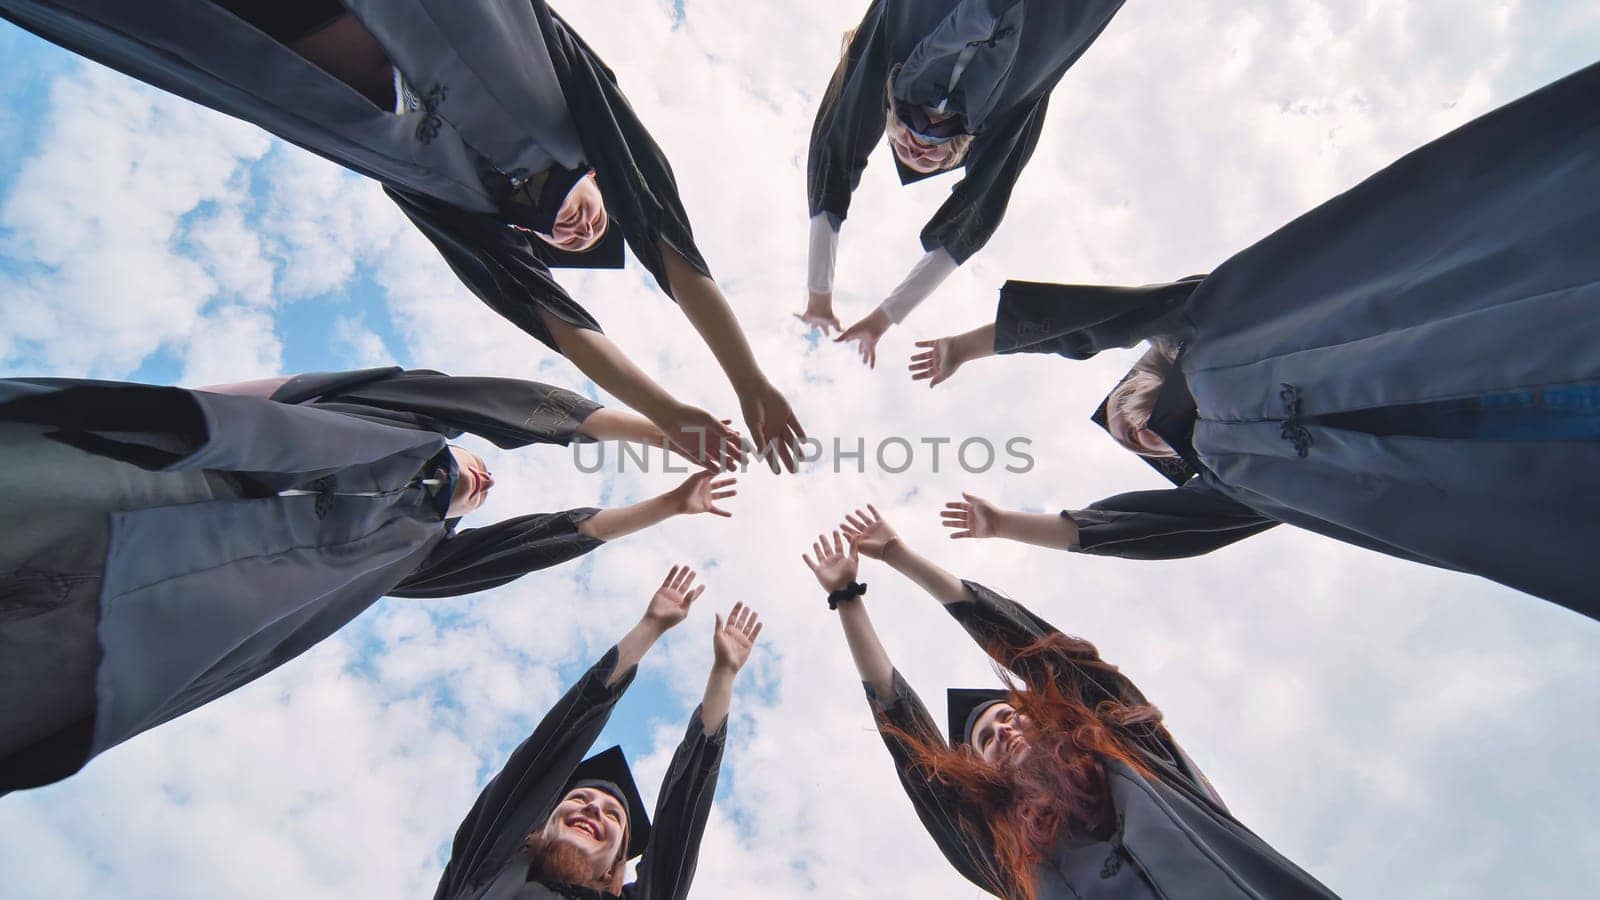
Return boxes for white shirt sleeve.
[878,248,960,324]
[807,214,841,295]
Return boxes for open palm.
[909,336,964,388]
[802,529,858,591]
[712,602,763,673]
[673,470,737,517]
[941,492,998,539]
[645,565,705,631]
[839,504,899,560]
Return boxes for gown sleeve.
[865,671,1008,897]
[993,276,1205,359]
[431,646,638,900]
[388,508,603,599]
[806,0,892,227]
[918,95,1050,264]
[386,185,602,354]
[1066,479,1279,560]
[295,368,602,449]
[622,707,729,900]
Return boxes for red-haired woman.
[802,506,1340,900]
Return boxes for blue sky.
[2,3,1599,899]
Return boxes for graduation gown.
[993,61,1600,619]
[433,647,727,900]
[0,0,711,352]
[0,367,605,794]
[807,0,1124,263]
[868,582,1340,899]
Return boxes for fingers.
[686,583,705,605]
[674,566,697,594]
[914,339,938,349]
[714,612,724,633]
[661,565,681,590]
[801,552,818,573]
[832,529,843,556]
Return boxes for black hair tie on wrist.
[827,582,867,610]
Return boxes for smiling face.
[970,702,1033,767]
[885,109,966,173]
[532,786,628,884]
[533,171,608,253]
[445,445,494,518]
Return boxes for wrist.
[881,536,908,567]
[634,617,671,640]
[709,660,741,679]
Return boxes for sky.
[2,2,1599,898]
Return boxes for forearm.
[578,491,680,543]
[193,375,292,398]
[538,307,679,421]
[837,600,896,697]
[882,540,968,607]
[953,323,997,365]
[878,249,959,325]
[577,406,667,446]
[610,619,666,687]
[661,242,766,391]
[699,665,737,731]
[995,509,1079,550]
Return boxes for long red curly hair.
[883,633,1165,900]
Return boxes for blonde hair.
[1106,341,1179,458]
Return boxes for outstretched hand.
[672,470,737,518]
[839,504,900,560]
[657,403,747,471]
[712,602,764,674]
[644,565,705,632]
[802,529,859,592]
[941,492,998,539]
[909,336,965,388]
[740,379,807,474]
[794,290,842,336]
[835,308,891,369]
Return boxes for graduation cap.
[1091,363,1198,488]
[947,688,1012,747]
[564,745,652,860]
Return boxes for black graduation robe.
[0,367,605,794]
[991,61,1600,619]
[433,647,726,900]
[867,581,1341,899]
[807,0,1125,263]
[0,0,711,353]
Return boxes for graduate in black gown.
[433,565,763,900]
[799,0,1125,368]
[915,61,1600,620]
[0,366,739,794]
[802,506,1339,899]
[0,0,806,471]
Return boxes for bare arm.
[942,493,1080,549]
[908,323,996,388]
[577,471,736,542]
[803,530,894,696]
[661,243,806,473]
[610,565,705,686]
[540,307,744,468]
[701,603,763,730]
[840,505,967,607]
[576,406,667,446]
[194,375,292,398]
